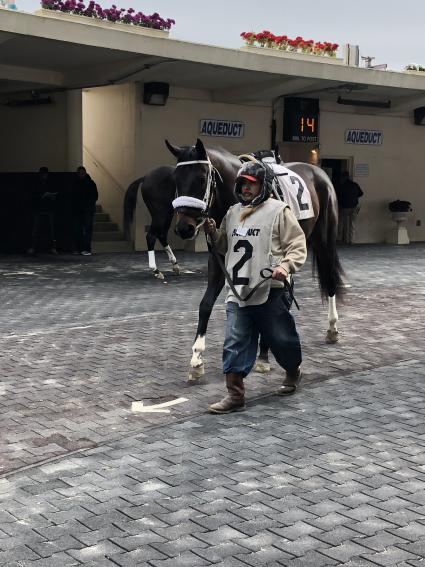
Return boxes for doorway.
[320,158,351,189]
[320,157,351,243]
[320,158,351,191]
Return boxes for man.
[27,167,58,254]
[204,161,307,414]
[338,171,364,245]
[73,166,98,256]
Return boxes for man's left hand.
[271,266,288,281]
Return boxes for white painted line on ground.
[131,397,189,414]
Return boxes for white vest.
[225,199,287,307]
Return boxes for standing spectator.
[73,166,98,256]
[339,171,364,245]
[27,167,58,255]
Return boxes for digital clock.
[283,97,319,143]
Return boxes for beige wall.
[80,82,425,249]
[82,83,137,231]
[0,92,70,172]
[319,103,425,243]
[67,90,83,170]
[134,85,271,251]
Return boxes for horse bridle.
[171,158,222,229]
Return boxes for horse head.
[166,138,213,240]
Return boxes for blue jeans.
[223,288,302,376]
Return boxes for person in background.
[73,166,98,256]
[27,167,58,255]
[338,171,364,245]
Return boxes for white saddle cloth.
[262,158,314,221]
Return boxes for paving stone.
[15,552,81,566]
[67,541,125,562]
[192,541,250,562]
[239,545,293,565]
[320,540,376,562]
[274,534,331,557]
[149,550,211,566]
[27,535,84,558]
[271,521,322,541]
[283,549,339,566]
[362,545,421,565]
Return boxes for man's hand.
[204,218,217,236]
[271,266,288,281]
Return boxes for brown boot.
[277,366,302,396]
[208,372,246,414]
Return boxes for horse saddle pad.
[264,160,314,221]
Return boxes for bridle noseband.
[171,158,222,229]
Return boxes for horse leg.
[157,234,180,275]
[189,254,224,381]
[254,334,271,373]
[326,294,339,343]
[146,231,164,280]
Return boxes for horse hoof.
[254,360,271,373]
[153,269,165,280]
[187,365,205,381]
[172,263,181,275]
[326,330,340,343]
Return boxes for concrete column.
[67,89,83,170]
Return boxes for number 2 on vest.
[232,240,253,285]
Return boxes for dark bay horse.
[123,166,181,279]
[167,138,344,380]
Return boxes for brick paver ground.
[1,244,425,565]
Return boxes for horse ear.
[195,138,207,159]
[165,139,181,159]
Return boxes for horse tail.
[310,177,344,300]
[123,177,144,239]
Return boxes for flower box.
[240,45,344,65]
[404,69,425,76]
[34,8,170,37]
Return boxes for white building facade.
[1,8,425,249]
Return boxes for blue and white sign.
[345,129,383,145]
[200,119,245,138]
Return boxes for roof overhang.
[2,8,425,112]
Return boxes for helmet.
[234,161,273,206]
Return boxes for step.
[93,221,119,232]
[94,213,110,222]
[92,231,127,241]
[92,240,134,253]
[95,204,103,213]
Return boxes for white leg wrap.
[148,250,157,270]
[190,335,206,368]
[326,295,340,343]
[164,245,177,265]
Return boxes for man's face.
[240,178,261,203]
[76,168,86,179]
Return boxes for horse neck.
[205,149,239,223]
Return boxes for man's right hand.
[204,218,217,236]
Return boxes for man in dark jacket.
[27,167,58,254]
[73,166,98,255]
[338,171,364,244]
